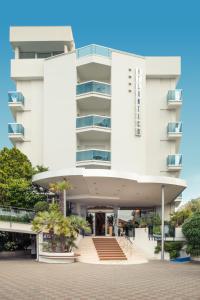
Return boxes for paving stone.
[0,259,199,299]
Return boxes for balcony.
[76,81,111,97]
[76,149,111,168]
[76,44,111,59]
[167,122,182,139]
[167,89,182,108]
[76,115,111,130]
[167,154,182,171]
[8,123,24,142]
[8,91,24,112]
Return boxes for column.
[76,202,81,216]
[64,44,68,53]
[161,185,165,261]
[15,47,19,59]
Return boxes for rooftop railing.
[76,44,111,59]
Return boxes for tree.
[170,197,200,227]
[182,213,200,257]
[0,147,47,208]
[49,180,72,215]
[32,204,90,252]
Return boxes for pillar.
[64,44,68,53]
[15,47,19,59]
[161,185,165,261]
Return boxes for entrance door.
[95,212,105,236]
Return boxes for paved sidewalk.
[0,259,199,300]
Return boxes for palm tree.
[49,180,72,216]
[32,203,91,252]
[32,203,62,252]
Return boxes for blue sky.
[0,0,199,202]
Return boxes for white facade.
[8,26,186,232]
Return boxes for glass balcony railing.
[167,122,182,134]
[76,81,111,96]
[76,115,111,129]
[76,44,111,59]
[0,206,35,223]
[167,90,182,102]
[8,123,24,135]
[167,154,182,167]
[76,150,111,162]
[8,91,24,105]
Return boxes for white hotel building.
[8,26,186,236]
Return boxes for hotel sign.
[135,68,142,136]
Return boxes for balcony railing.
[167,122,182,134]
[8,91,24,105]
[76,150,111,162]
[8,123,24,136]
[76,81,111,96]
[76,115,111,129]
[167,154,182,167]
[167,90,183,102]
[76,44,111,59]
[0,206,35,224]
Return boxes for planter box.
[39,251,77,264]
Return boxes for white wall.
[111,51,146,174]
[43,53,76,170]
[16,80,43,166]
[145,78,180,176]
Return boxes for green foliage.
[0,147,48,208]
[182,213,200,256]
[34,201,49,212]
[3,241,18,251]
[170,198,200,227]
[32,165,49,175]
[154,241,184,259]
[153,225,161,235]
[32,204,90,253]
[0,214,32,223]
[49,180,72,193]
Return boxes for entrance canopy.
[33,169,186,207]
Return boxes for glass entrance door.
[95,212,105,236]
[105,213,114,236]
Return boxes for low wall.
[39,252,75,264]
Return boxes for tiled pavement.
[0,259,199,300]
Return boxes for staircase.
[93,238,127,260]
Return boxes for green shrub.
[0,214,31,223]
[34,201,49,212]
[182,213,200,256]
[154,241,184,259]
[153,225,161,235]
